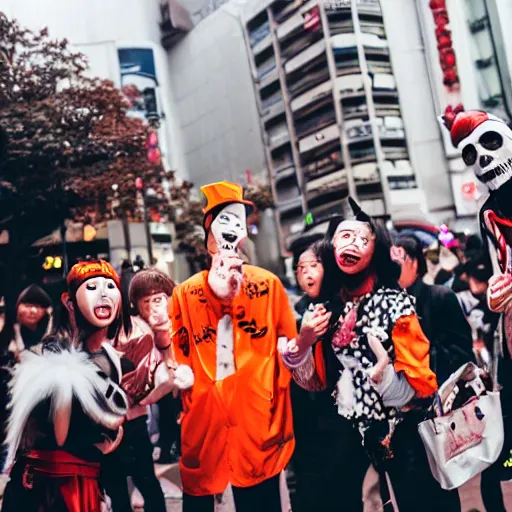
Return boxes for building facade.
[5,0,512,264]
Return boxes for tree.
[0,14,170,297]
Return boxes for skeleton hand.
[366,328,390,384]
[208,250,244,301]
[488,273,512,312]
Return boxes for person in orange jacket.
[169,181,297,511]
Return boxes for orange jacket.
[170,265,297,496]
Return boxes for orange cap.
[201,181,254,216]
[66,260,121,290]
[200,181,255,231]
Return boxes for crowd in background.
[0,226,510,510]
[0,256,182,492]
[284,227,511,512]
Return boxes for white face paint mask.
[209,203,248,252]
[75,277,121,329]
[458,118,512,191]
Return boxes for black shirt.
[407,278,474,384]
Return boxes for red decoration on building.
[146,130,162,165]
[430,0,459,88]
[304,7,320,31]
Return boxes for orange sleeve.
[274,279,298,342]
[392,314,438,398]
[169,286,190,367]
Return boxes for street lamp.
[136,177,154,264]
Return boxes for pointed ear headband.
[348,197,372,225]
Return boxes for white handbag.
[418,363,504,490]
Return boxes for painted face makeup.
[137,291,169,324]
[208,251,244,301]
[210,203,248,252]
[75,277,121,329]
[332,220,375,274]
[296,250,324,299]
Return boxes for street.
[160,466,512,512]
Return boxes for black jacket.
[408,279,474,384]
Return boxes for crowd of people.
[0,104,511,512]
[285,223,510,512]
[0,259,183,511]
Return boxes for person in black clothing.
[282,200,460,512]
[460,255,497,355]
[462,255,510,512]
[7,284,53,359]
[287,236,380,512]
[0,285,54,469]
[393,236,474,385]
[287,237,326,512]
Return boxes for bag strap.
[485,231,504,392]
[492,321,502,392]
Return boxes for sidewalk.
[0,465,509,511]
[162,465,512,512]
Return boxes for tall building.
[242,0,442,253]
[5,0,512,266]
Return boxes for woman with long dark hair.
[280,198,460,512]
[1,260,128,512]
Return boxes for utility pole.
[136,177,154,264]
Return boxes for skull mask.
[457,117,512,192]
[443,108,512,274]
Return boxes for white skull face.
[458,118,512,191]
[209,203,247,252]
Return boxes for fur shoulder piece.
[5,346,128,470]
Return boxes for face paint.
[75,277,121,329]
[296,250,324,299]
[332,220,375,274]
[208,250,244,301]
[210,203,247,252]
[137,291,169,324]
[458,118,512,192]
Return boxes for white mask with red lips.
[332,220,375,275]
[75,277,121,329]
[207,203,247,301]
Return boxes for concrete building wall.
[2,0,162,44]
[3,0,186,175]
[167,3,267,187]
[381,0,454,222]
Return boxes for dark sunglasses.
[461,131,503,166]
